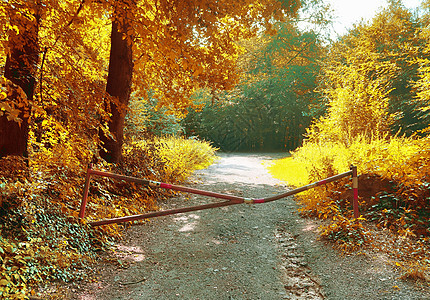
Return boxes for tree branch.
[38,0,86,103]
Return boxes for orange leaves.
[0,1,304,295]
[130,0,300,113]
[0,76,28,124]
[320,215,372,252]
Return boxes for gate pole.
[351,165,359,218]
[79,163,92,219]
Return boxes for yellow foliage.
[320,215,372,252]
[0,0,299,297]
[1,134,218,297]
[0,238,33,299]
[156,136,218,179]
[270,133,428,198]
[269,133,430,271]
[127,136,218,184]
[267,155,308,188]
[266,3,430,268]
[312,58,394,145]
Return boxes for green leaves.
[184,20,323,151]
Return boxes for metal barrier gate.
[79,164,359,226]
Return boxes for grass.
[267,155,308,187]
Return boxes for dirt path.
[73,153,430,299]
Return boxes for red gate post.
[351,165,359,218]
[79,163,93,219]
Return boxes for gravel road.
[74,153,430,300]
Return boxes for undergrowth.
[128,136,218,183]
[0,136,217,299]
[268,134,430,281]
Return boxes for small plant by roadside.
[320,215,372,252]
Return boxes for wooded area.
[1,0,430,298]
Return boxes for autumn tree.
[368,1,428,135]
[0,2,40,158]
[98,0,301,162]
[0,0,302,163]
[412,0,430,127]
[0,0,110,166]
[310,1,427,145]
[99,0,134,163]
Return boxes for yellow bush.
[130,136,218,183]
[267,155,308,187]
[0,134,218,299]
[320,215,372,252]
[270,134,424,188]
[269,133,430,257]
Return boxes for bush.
[320,215,372,252]
[126,136,218,183]
[268,133,430,278]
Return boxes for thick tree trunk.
[0,7,39,158]
[99,11,133,163]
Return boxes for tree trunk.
[0,6,39,158]
[99,8,134,163]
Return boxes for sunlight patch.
[178,222,197,232]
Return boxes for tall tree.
[411,0,430,128]
[0,0,301,163]
[0,2,40,158]
[99,0,134,163]
[368,1,427,135]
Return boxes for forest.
[1,0,430,298]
